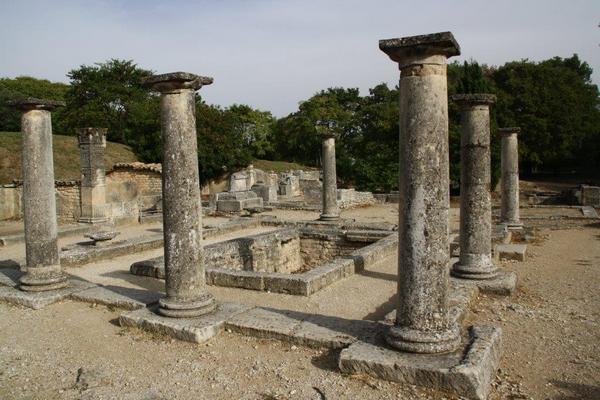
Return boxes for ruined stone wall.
[55,181,81,222]
[299,230,366,269]
[106,163,163,222]
[338,189,377,209]
[0,181,82,222]
[0,184,22,220]
[205,228,302,273]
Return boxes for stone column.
[12,98,68,292]
[77,128,108,223]
[320,132,340,221]
[143,72,216,318]
[499,127,523,228]
[450,94,498,280]
[380,32,460,353]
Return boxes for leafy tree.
[227,104,276,159]
[63,59,153,143]
[0,76,69,133]
[492,55,600,175]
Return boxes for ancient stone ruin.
[1,31,597,400]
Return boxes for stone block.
[450,271,517,296]
[207,268,264,291]
[251,184,278,203]
[119,302,252,344]
[495,244,527,261]
[70,285,161,310]
[0,275,96,310]
[225,306,299,341]
[262,273,309,295]
[338,325,502,400]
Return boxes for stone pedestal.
[77,128,108,223]
[450,94,498,280]
[12,98,68,292]
[143,72,216,318]
[380,32,460,353]
[320,133,340,221]
[499,127,522,229]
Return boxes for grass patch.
[0,132,138,184]
[252,159,314,173]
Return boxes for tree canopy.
[1,54,598,188]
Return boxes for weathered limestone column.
[451,94,498,280]
[12,98,68,291]
[380,32,461,353]
[77,128,108,223]
[143,72,216,318]
[320,131,340,221]
[499,127,523,228]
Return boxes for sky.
[1,0,599,117]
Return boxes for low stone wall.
[337,189,377,209]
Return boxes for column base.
[158,293,216,318]
[385,324,461,354]
[319,213,340,221]
[451,259,498,280]
[19,264,69,292]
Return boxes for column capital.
[379,31,460,67]
[77,128,108,146]
[498,127,521,136]
[9,97,65,111]
[142,72,213,93]
[451,93,496,108]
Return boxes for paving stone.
[0,277,96,310]
[119,302,252,343]
[70,285,161,310]
[495,244,527,261]
[225,307,300,341]
[292,314,379,349]
[338,325,502,400]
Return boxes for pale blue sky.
[1,0,598,116]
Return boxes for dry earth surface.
[0,204,599,399]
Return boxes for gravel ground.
[0,206,599,399]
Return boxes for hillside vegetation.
[0,132,138,184]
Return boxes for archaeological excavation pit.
[130,225,396,296]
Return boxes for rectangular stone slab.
[338,325,502,400]
[0,278,96,310]
[450,271,517,296]
[119,302,252,344]
[70,285,161,310]
[495,244,527,261]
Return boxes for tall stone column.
[499,127,523,228]
[143,72,216,318]
[380,32,460,353]
[451,94,498,280]
[77,128,108,223]
[320,131,340,221]
[12,98,68,292]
